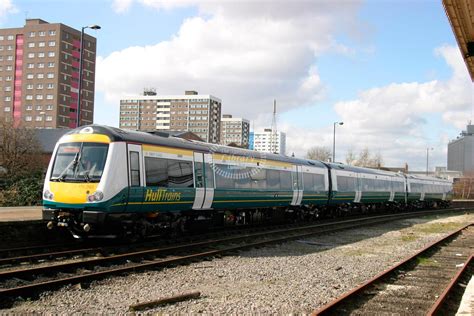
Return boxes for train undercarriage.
[43,199,451,240]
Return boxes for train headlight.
[43,190,54,200]
[87,191,104,202]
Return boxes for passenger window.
[130,151,140,186]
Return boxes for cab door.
[126,144,144,212]
[192,152,215,210]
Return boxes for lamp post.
[426,147,433,175]
[77,24,100,128]
[333,121,344,163]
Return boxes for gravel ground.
[4,212,474,314]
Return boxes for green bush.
[0,171,45,206]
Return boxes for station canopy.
[443,0,474,81]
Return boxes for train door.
[126,144,144,212]
[291,165,303,206]
[192,152,214,210]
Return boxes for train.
[42,125,453,239]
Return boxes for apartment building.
[0,19,97,128]
[250,128,286,155]
[220,114,250,148]
[120,90,221,143]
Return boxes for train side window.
[280,171,292,190]
[168,160,194,187]
[266,169,281,190]
[215,164,235,189]
[145,157,168,187]
[303,173,314,191]
[130,151,140,186]
[313,174,325,191]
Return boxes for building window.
[49,30,56,36]
[4,106,10,112]
[7,55,13,61]
[0,46,3,51]
[26,84,33,90]
[47,83,54,89]
[27,63,34,69]
[46,94,53,100]
[47,62,54,68]
[25,116,32,121]
[7,35,14,40]
[4,96,11,101]
[48,41,55,47]
[46,115,53,121]
[47,73,54,78]
[38,52,45,58]
[35,116,43,121]
[29,32,35,37]
[7,45,13,50]
[37,73,44,79]
[27,42,35,48]
[28,52,35,58]
[38,42,45,47]
[38,63,44,68]
[0,36,4,40]
[26,95,33,100]
[4,86,11,91]
[26,74,34,79]
[46,104,53,110]
[5,65,12,71]
[48,51,55,57]
[26,105,32,110]
[5,76,12,81]
[36,95,43,100]
[39,31,46,37]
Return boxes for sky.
[1,0,473,170]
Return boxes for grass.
[416,256,439,267]
[417,222,462,234]
[401,235,418,242]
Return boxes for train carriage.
[42,125,453,239]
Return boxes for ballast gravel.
[4,212,474,314]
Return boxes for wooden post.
[129,291,201,311]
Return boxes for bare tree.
[306,146,331,161]
[348,147,384,168]
[0,120,41,176]
[345,148,357,165]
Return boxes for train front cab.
[42,129,130,237]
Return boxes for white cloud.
[112,0,133,13]
[0,0,17,23]
[98,1,363,119]
[283,45,473,170]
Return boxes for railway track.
[312,223,474,315]
[0,208,467,307]
[0,206,467,263]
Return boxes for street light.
[77,24,101,128]
[426,147,434,175]
[333,121,344,163]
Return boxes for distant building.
[220,114,250,148]
[119,90,221,143]
[252,128,286,155]
[249,131,255,150]
[448,124,474,175]
[0,19,97,128]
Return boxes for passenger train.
[42,125,453,238]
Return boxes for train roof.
[65,125,328,168]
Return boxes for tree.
[346,147,383,168]
[345,148,357,165]
[0,120,41,177]
[306,146,331,161]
